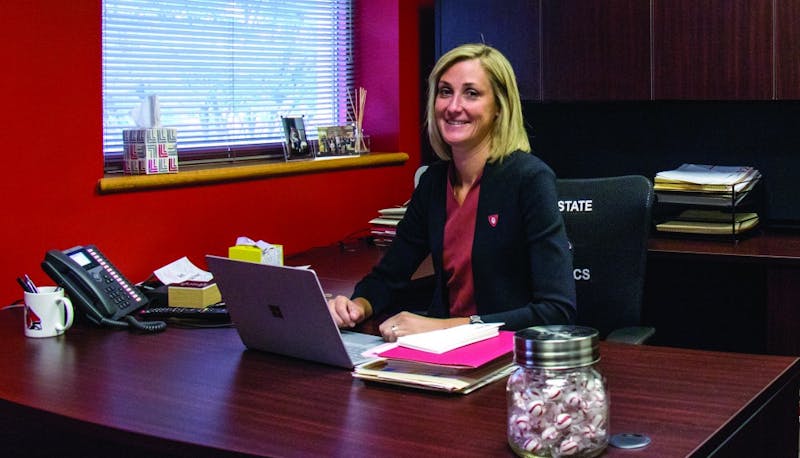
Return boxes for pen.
[23,274,38,293]
[17,277,32,293]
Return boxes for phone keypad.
[87,247,145,305]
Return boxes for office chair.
[556,175,656,344]
[414,165,428,188]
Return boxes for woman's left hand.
[378,311,468,342]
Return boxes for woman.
[328,43,576,341]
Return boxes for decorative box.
[122,127,178,175]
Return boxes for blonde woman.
[328,44,575,341]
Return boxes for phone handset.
[41,245,166,333]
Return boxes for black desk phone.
[41,245,166,333]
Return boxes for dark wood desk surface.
[649,230,800,264]
[0,305,798,457]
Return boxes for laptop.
[205,255,384,369]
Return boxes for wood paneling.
[436,0,541,99]
[653,0,773,99]
[775,1,800,99]
[767,267,800,355]
[542,0,651,100]
[437,0,800,101]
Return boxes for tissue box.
[264,244,284,265]
[228,245,262,263]
[228,244,284,265]
[122,128,178,175]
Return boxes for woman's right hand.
[327,295,371,328]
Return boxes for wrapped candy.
[507,326,609,457]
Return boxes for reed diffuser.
[348,86,368,153]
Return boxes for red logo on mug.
[25,306,42,330]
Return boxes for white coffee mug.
[23,286,74,338]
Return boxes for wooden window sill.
[97,152,409,194]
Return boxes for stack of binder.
[654,164,761,236]
[368,206,405,247]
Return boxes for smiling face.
[434,59,498,157]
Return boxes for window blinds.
[102,0,353,169]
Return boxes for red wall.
[0,0,433,307]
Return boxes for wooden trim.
[97,152,409,194]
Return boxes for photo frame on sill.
[317,125,359,157]
[281,115,313,160]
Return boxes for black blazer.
[354,151,576,330]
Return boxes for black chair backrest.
[556,175,654,339]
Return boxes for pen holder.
[23,286,74,338]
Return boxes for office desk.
[287,241,435,314]
[293,236,800,355]
[648,231,800,355]
[0,306,798,457]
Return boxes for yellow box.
[228,245,262,263]
[228,244,284,265]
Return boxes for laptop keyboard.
[345,344,370,362]
[341,331,384,364]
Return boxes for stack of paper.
[656,209,759,235]
[396,323,501,354]
[654,164,761,236]
[353,328,515,394]
[368,206,406,247]
[654,164,761,206]
[167,280,222,308]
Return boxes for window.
[102,0,354,171]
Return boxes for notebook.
[205,255,383,369]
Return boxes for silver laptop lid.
[206,255,378,368]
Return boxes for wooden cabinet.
[652,0,773,100]
[435,0,540,99]
[775,1,800,99]
[647,232,800,355]
[437,0,794,101]
[541,0,650,100]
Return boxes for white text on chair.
[558,199,593,212]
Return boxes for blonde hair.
[426,43,530,162]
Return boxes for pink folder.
[377,330,514,368]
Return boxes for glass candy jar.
[507,325,609,458]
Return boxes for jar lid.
[514,325,600,369]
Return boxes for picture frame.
[281,116,313,160]
[317,125,358,157]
